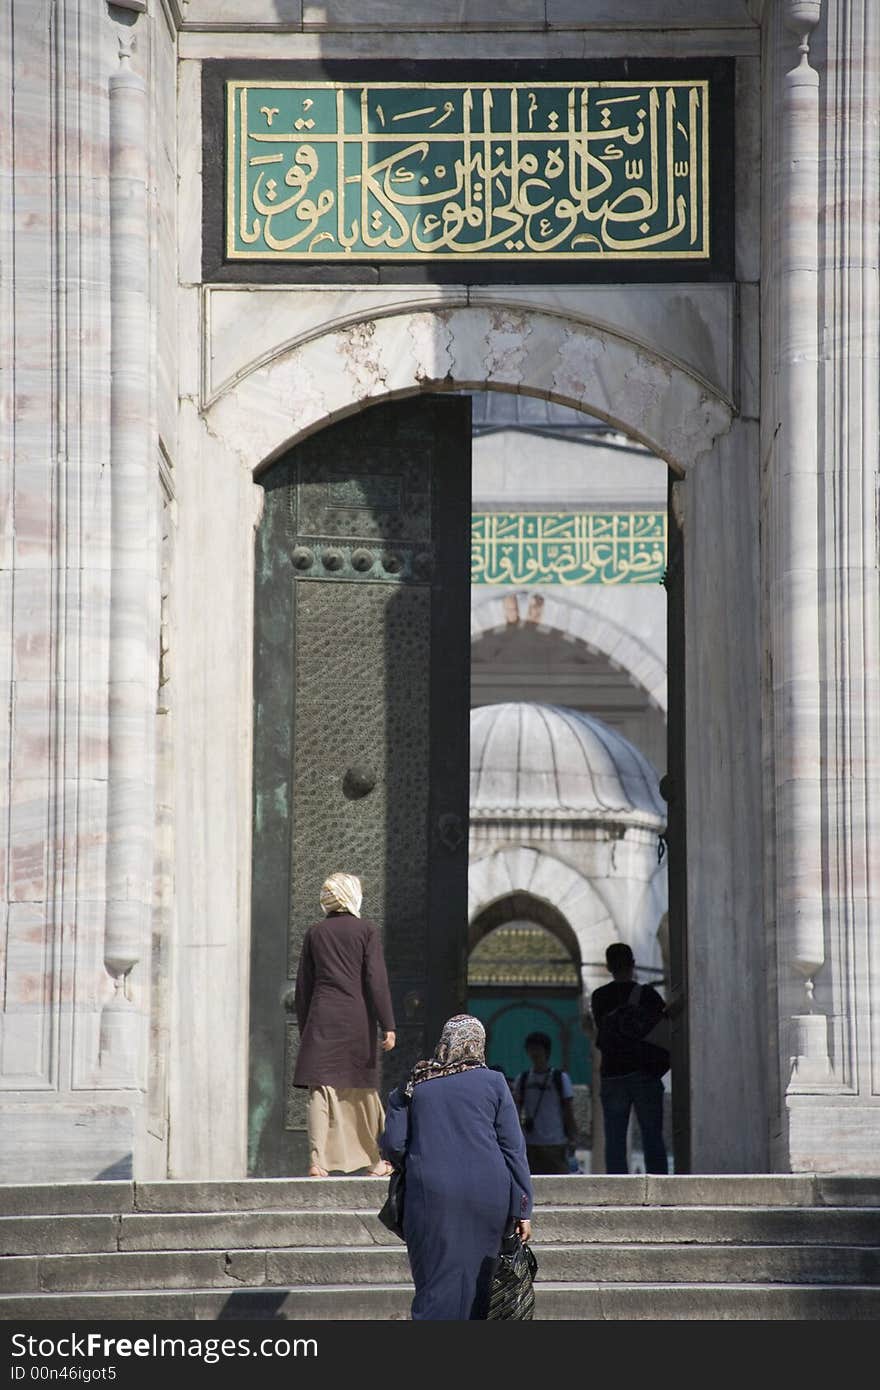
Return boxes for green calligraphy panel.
[227,80,709,261]
[471,512,667,585]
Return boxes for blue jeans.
[600,1072,668,1174]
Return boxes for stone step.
[4,1177,878,1324]
[3,1242,879,1295]
[5,1205,880,1256]
[3,1175,879,1218]
[1,1282,878,1321]
[531,1206,880,1246]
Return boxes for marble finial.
[117,33,136,69]
[784,1,822,62]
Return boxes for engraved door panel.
[249,397,472,1176]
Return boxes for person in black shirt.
[590,942,669,1175]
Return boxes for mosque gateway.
[2,0,879,1193]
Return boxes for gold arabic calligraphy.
[227,80,709,260]
[471,513,668,586]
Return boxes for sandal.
[308,1164,329,1177]
[366,1160,393,1177]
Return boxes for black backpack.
[596,985,671,1077]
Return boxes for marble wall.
[1,0,116,1178]
[3,0,879,1180]
[0,0,179,1182]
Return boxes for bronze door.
[249,396,472,1176]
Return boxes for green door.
[249,396,472,1176]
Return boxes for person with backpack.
[512,1032,578,1174]
[590,942,670,1175]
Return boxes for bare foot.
[308,1165,329,1177]
[366,1160,393,1177]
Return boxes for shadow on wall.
[95,1154,133,1180]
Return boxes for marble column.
[102,33,150,1084]
[766,0,880,1170]
[775,2,833,1088]
[785,0,880,1167]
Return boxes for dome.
[469,702,665,825]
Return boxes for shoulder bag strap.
[529,1070,553,1122]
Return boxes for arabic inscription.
[227,80,710,261]
[471,513,668,586]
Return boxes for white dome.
[470,702,665,825]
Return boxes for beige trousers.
[306,1085,386,1173]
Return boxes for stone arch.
[468,847,620,993]
[468,890,582,969]
[203,305,733,478]
[470,590,668,715]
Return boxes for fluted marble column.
[775,1,833,1089]
[101,33,150,1083]
[786,0,880,1166]
[767,0,880,1170]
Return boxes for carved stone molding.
[205,308,733,479]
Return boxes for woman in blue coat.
[380,1015,533,1320]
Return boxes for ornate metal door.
[248,396,472,1176]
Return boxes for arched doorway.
[247,389,681,1177]
[223,305,764,1178]
[467,899,591,1158]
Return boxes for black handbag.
[378,1092,410,1240]
[377,1165,406,1240]
[486,1229,538,1320]
[375,1089,408,1245]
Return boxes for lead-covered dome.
[470,702,665,826]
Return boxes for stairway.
[1,1175,879,1319]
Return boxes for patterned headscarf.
[319,872,363,918]
[405,1014,487,1097]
